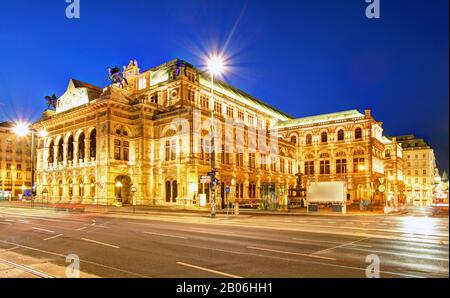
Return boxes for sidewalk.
[0,201,407,217]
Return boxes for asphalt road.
[0,206,448,278]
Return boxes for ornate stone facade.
[34,59,297,208]
[33,58,434,209]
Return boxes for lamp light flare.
[13,122,30,137]
[207,55,225,75]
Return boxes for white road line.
[312,237,371,255]
[0,239,149,278]
[176,262,242,278]
[143,231,188,239]
[291,237,372,247]
[32,227,55,234]
[340,246,450,262]
[327,222,337,224]
[0,258,55,278]
[0,222,12,225]
[81,238,120,249]
[44,234,63,241]
[75,227,87,231]
[247,246,337,261]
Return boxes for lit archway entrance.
[115,175,132,204]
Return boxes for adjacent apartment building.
[0,121,32,199]
[395,135,437,206]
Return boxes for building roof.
[0,121,13,128]
[276,109,365,129]
[146,59,293,121]
[392,134,431,149]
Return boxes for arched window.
[355,127,362,139]
[305,134,312,145]
[321,132,328,143]
[58,180,63,197]
[68,179,73,199]
[57,139,63,162]
[89,178,96,198]
[67,135,74,161]
[172,181,178,203]
[290,135,297,144]
[337,130,344,141]
[165,181,171,202]
[385,149,391,158]
[90,129,96,159]
[78,178,84,198]
[48,141,54,164]
[78,132,85,160]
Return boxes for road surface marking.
[165,241,433,278]
[44,234,63,241]
[291,237,371,247]
[144,231,188,239]
[0,239,149,278]
[81,238,120,249]
[327,222,337,224]
[0,246,19,253]
[340,246,449,262]
[0,258,55,278]
[32,227,55,234]
[176,262,242,278]
[75,227,87,231]
[0,222,12,225]
[247,246,337,261]
[311,237,371,255]
[5,219,14,222]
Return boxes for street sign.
[42,187,48,194]
[378,178,385,184]
[200,175,211,184]
[378,185,386,193]
[226,186,230,193]
[131,185,137,193]
[208,171,216,177]
[212,178,219,186]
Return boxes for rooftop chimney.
[364,109,372,118]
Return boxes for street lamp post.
[207,55,225,218]
[13,123,47,205]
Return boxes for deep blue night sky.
[0,0,448,171]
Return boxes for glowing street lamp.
[206,54,226,218]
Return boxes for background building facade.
[395,135,437,206]
[0,122,32,199]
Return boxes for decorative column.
[73,141,79,166]
[63,143,68,166]
[53,144,58,167]
[84,138,90,163]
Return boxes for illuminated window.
[305,161,314,175]
[123,141,129,161]
[114,140,121,160]
[336,159,347,174]
[337,130,344,141]
[305,134,312,145]
[320,160,330,175]
[138,77,147,90]
[321,132,328,143]
[355,128,362,139]
[226,106,234,118]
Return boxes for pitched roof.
[146,59,293,121]
[276,109,365,129]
